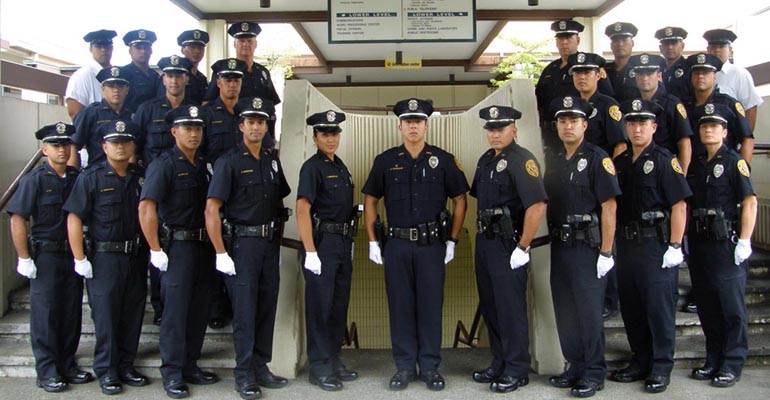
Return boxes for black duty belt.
[550,227,588,242]
[317,221,353,236]
[32,240,69,253]
[388,222,440,242]
[172,228,209,242]
[620,221,659,241]
[94,239,139,254]
[234,224,271,238]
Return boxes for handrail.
[754,142,770,152]
[0,149,42,211]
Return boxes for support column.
[199,19,228,77]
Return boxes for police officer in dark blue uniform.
[296,110,360,391]
[202,58,246,167]
[205,97,291,400]
[545,96,620,398]
[470,106,546,394]
[139,105,219,399]
[64,120,150,395]
[177,30,209,104]
[686,103,757,388]
[362,98,469,391]
[227,22,281,105]
[655,27,691,102]
[121,29,161,112]
[8,123,92,393]
[604,22,640,102]
[608,99,691,394]
[70,66,133,168]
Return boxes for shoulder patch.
[735,102,746,117]
[609,105,622,122]
[599,67,607,80]
[737,159,750,177]
[454,157,463,172]
[671,158,684,175]
[676,103,687,119]
[602,158,616,175]
[525,159,539,178]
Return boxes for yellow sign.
[384,59,422,69]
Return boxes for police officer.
[297,110,360,391]
[545,96,620,398]
[7,123,92,392]
[470,106,546,393]
[629,53,694,172]
[604,22,639,102]
[608,99,691,393]
[655,27,691,102]
[121,29,161,112]
[684,53,754,163]
[686,103,757,388]
[139,106,219,399]
[65,29,117,119]
[202,58,246,166]
[205,97,291,400]
[362,98,469,391]
[69,66,133,168]
[227,22,281,105]
[177,29,209,104]
[64,120,150,395]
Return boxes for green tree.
[490,37,551,88]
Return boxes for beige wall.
[317,85,492,112]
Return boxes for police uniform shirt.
[201,97,239,163]
[207,141,291,225]
[663,57,691,102]
[614,142,691,224]
[187,70,209,105]
[72,99,133,166]
[362,144,469,228]
[585,91,627,154]
[121,62,162,112]
[133,96,197,165]
[140,146,209,229]
[297,150,354,223]
[544,141,621,225]
[535,60,616,120]
[687,145,755,221]
[240,62,281,105]
[605,61,640,102]
[470,142,547,231]
[685,93,753,155]
[63,162,144,242]
[7,163,80,241]
[649,86,694,154]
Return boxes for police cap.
[703,29,737,45]
[157,55,192,75]
[686,52,723,72]
[605,22,638,39]
[165,105,205,126]
[695,103,731,127]
[228,22,262,38]
[235,97,275,120]
[550,96,593,120]
[621,99,662,121]
[177,29,209,47]
[568,52,606,75]
[35,122,74,144]
[97,66,130,86]
[99,120,137,142]
[122,29,157,46]
[628,53,666,73]
[655,26,688,43]
[211,58,246,78]
[83,29,117,45]
[551,19,584,37]
[306,110,346,133]
[479,105,522,129]
[393,98,434,120]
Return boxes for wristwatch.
[448,237,459,244]
[517,244,530,253]
[669,242,681,249]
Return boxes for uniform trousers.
[150,265,163,317]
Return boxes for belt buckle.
[409,228,418,241]
[261,225,269,237]
[342,224,349,236]
[124,241,132,253]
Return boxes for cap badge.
[632,99,642,111]
[713,164,724,178]
[241,22,250,32]
[614,23,622,32]
[228,59,237,70]
[110,67,120,77]
[253,98,263,109]
[170,55,179,65]
[138,30,146,40]
[665,27,673,37]
[496,159,507,172]
[577,158,588,172]
[428,155,439,169]
[189,106,199,118]
[643,160,654,174]
[697,53,706,64]
[563,96,573,108]
[326,111,336,122]
[272,160,278,173]
[640,54,649,64]
[489,107,499,119]
[559,21,567,30]
[116,121,126,133]
[577,53,585,63]
[56,123,66,134]
[193,30,201,39]
[408,99,418,111]
[705,103,715,115]
[675,68,684,78]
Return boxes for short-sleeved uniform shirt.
[133,96,197,165]
[240,63,281,105]
[362,144,469,228]
[535,59,616,121]
[686,145,755,222]
[544,140,621,225]
[605,61,640,103]
[121,63,161,112]
[585,91,627,154]
[187,71,208,105]
[63,162,144,242]
[201,97,239,164]
[614,142,691,225]
[470,142,548,232]
[7,163,80,241]
[297,150,355,223]
[65,58,104,108]
[72,99,133,166]
[684,90,753,156]
[207,142,291,226]
[649,86,693,155]
[663,56,691,102]
[717,62,763,110]
[140,146,209,229]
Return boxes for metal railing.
[0,149,42,212]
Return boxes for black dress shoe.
[388,370,416,391]
[208,318,226,329]
[472,367,501,383]
[100,377,123,395]
[419,370,445,391]
[36,377,69,393]
[63,369,94,384]
[183,369,219,385]
[608,365,647,383]
[549,373,577,388]
[334,365,358,381]
[120,368,151,387]
[309,374,343,391]
[490,375,528,393]
[570,379,604,398]
[644,375,669,393]
[164,380,190,399]
[711,371,740,388]
[690,365,717,381]
[236,382,262,400]
[153,313,162,326]
[255,371,288,389]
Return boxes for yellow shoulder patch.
[676,103,687,119]
[735,102,746,117]
[454,157,464,172]
[525,159,539,177]
[671,158,684,175]
[737,159,750,177]
[609,105,622,122]
[602,158,616,175]
[599,67,607,79]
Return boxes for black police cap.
[605,22,638,39]
[211,58,246,78]
[695,103,731,126]
[157,55,192,75]
[655,26,687,42]
[177,29,209,46]
[628,53,666,72]
[228,22,262,38]
[98,120,137,142]
[686,52,723,72]
[549,96,594,120]
[35,122,74,144]
[122,29,157,46]
[479,105,522,129]
[703,29,737,45]
[235,97,275,120]
[551,19,584,36]
[393,98,434,120]
[96,66,130,85]
[306,110,346,133]
[165,105,205,126]
[621,99,662,121]
[568,52,606,74]
[83,29,117,45]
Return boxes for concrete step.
[676,268,770,306]
[9,289,158,313]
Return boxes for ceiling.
[170,0,624,86]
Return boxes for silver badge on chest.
[577,158,587,172]
[496,159,507,172]
[271,160,278,172]
[589,107,598,119]
[428,156,439,169]
[643,160,654,174]
[713,163,724,178]
[675,68,684,78]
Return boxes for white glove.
[16,257,37,279]
[510,246,530,269]
[368,241,383,265]
[596,254,614,279]
[661,245,683,269]
[735,239,752,265]
[150,250,169,272]
[304,252,322,275]
[74,257,93,279]
[444,241,456,264]
[216,253,236,276]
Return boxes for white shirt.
[716,61,764,110]
[64,58,104,107]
